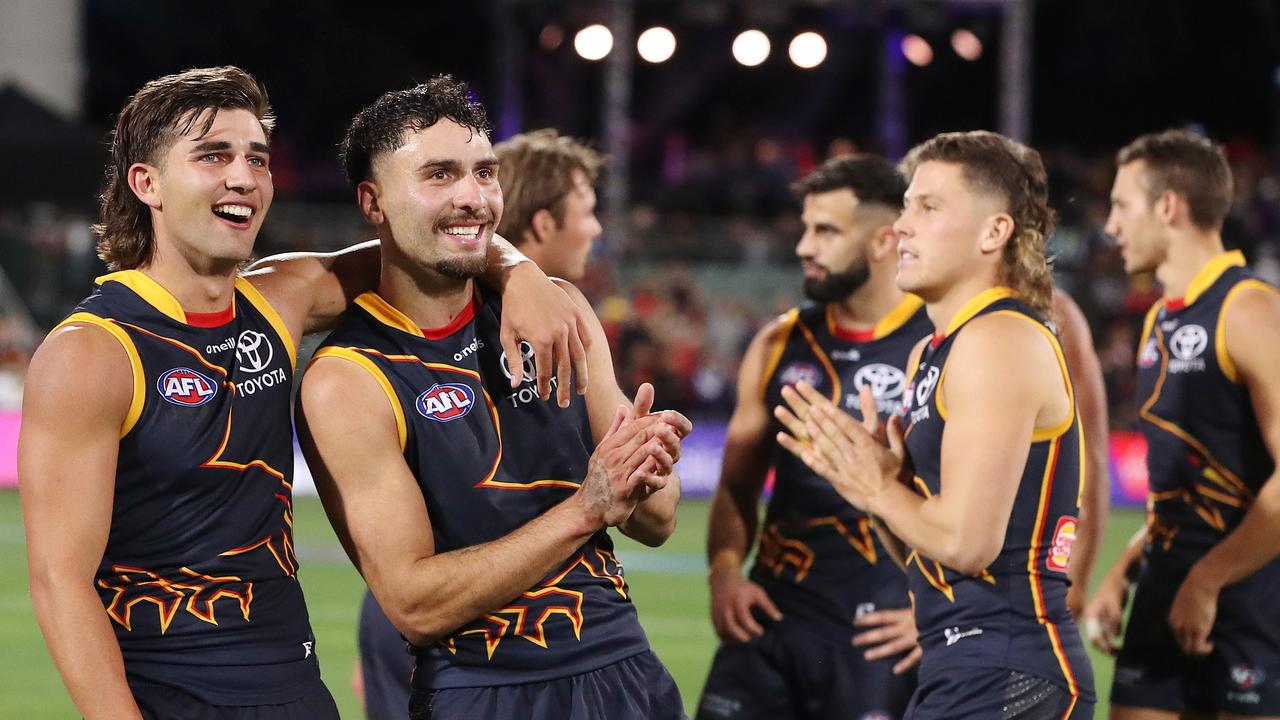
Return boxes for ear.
[1155,189,1180,225]
[979,212,1016,254]
[357,181,384,225]
[529,208,557,245]
[867,225,899,263]
[127,163,162,210]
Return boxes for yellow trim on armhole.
[1216,279,1280,384]
[355,293,426,338]
[1183,250,1246,307]
[758,309,799,400]
[1137,302,1162,360]
[310,347,407,451]
[96,270,188,324]
[987,310,1076,441]
[236,277,298,370]
[56,313,145,438]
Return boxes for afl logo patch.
[416,383,475,422]
[779,362,823,388]
[158,367,218,407]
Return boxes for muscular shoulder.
[951,311,1060,381]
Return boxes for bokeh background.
[1,0,1278,715]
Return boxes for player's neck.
[831,272,905,329]
[378,262,475,330]
[1157,231,1226,300]
[926,272,1001,338]
[138,241,238,314]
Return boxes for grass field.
[0,490,1143,717]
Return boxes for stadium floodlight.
[637,26,677,63]
[788,31,827,69]
[951,28,983,61]
[540,24,565,51]
[575,24,614,61]
[732,29,771,67]
[902,34,933,67]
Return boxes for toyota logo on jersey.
[416,383,475,422]
[157,367,218,407]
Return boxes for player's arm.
[1053,290,1110,618]
[297,356,679,645]
[1083,527,1145,655]
[246,236,590,402]
[1168,284,1280,655]
[19,324,143,719]
[559,280,687,547]
[705,318,789,641]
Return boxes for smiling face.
[795,188,875,301]
[1105,160,1169,275]
[144,108,273,272]
[366,119,502,280]
[893,161,1001,300]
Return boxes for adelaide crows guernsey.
[312,290,650,689]
[59,270,318,705]
[1136,251,1278,568]
[900,287,1093,704]
[749,295,930,629]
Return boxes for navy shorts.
[1112,558,1280,716]
[129,676,339,719]
[696,619,916,720]
[359,589,416,719]
[906,667,1092,720]
[408,650,685,720]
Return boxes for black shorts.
[696,619,916,720]
[1112,558,1280,716]
[129,676,338,720]
[359,590,416,720]
[408,650,685,720]
[906,667,1092,720]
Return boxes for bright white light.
[637,26,677,63]
[951,29,982,61]
[575,24,614,61]
[902,34,933,67]
[732,29,771,67]
[788,32,827,69]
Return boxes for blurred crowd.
[2,137,1279,423]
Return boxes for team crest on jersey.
[157,367,218,407]
[416,383,475,422]
[1047,516,1077,573]
[914,365,941,406]
[779,362,823,388]
[1231,665,1266,689]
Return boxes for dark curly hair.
[901,130,1056,317]
[340,75,492,185]
[790,153,906,210]
[94,66,274,270]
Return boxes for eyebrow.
[417,157,500,172]
[189,140,271,154]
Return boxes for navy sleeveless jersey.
[313,290,650,689]
[749,296,931,628]
[60,270,319,705]
[899,287,1093,705]
[1136,251,1278,567]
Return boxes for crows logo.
[416,383,475,422]
[158,367,218,407]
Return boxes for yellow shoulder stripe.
[1217,278,1280,383]
[96,270,187,324]
[310,347,407,451]
[758,309,799,400]
[986,310,1076,441]
[55,313,145,438]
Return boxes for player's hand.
[1081,571,1129,655]
[708,569,783,644]
[498,262,591,408]
[774,382,902,514]
[1065,582,1086,621]
[1168,565,1219,656]
[350,656,365,706]
[578,384,688,527]
[853,608,921,674]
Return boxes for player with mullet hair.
[297,76,689,720]
[777,131,1095,717]
[1086,130,1280,720]
[19,66,589,719]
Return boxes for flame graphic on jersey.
[98,565,253,633]
[757,524,816,581]
[441,549,627,659]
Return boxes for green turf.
[0,489,1143,717]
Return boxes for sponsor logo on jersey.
[943,625,983,646]
[831,348,862,362]
[855,602,877,619]
[1168,324,1208,373]
[779,362,823,388]
[1047,516,1077,573]
[157,367,218,407]
[235,329,275,373]
[852,363,907,414]
[416,383,475,422]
